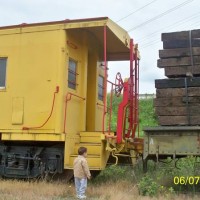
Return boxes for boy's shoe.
[79,195,86,199]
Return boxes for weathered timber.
[155,106,200,116]
[154,97,183,107]
[163,39,200,49]
[159,47,200,58]
[157,56,200,68]
[182,96,200,103]
[155,77,200,89]
[165,65,200,77]
[154,97,200,107]
[161,29,200,41]
[158,116,200,126]
[156,87,200,98]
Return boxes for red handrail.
[63,92,85,133]
[137,59,140,138]
[128,39,134,138]
[108,84,113,134]
[134,48,139,138]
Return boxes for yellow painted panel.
[1,132,65,141]
[64,20,107,30]
[80,131,103,137]
[86,51,98,131]
[0,129,55,133]
[80,136,102,143]
[64,133,80,167]
[74,143,101,155]
[101,140,110,168]
[12,97,24,125]
[0,29,64,131]
[107,19,130,48]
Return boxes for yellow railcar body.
[0,17,131,171]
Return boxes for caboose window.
[0,58,7,88]
[98,75,104,101]
[68,59,77,90]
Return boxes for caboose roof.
[0,17,132,61]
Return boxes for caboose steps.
[66,131,110,170]
[74,143,101,155]
[79,131,105,143]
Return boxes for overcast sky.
[1,0,200,93]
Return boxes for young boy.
[73,147,91,199]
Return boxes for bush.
[138,175,160,197]
[139,156,200,194]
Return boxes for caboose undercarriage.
[0,142,64,178]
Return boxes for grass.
[0,179,67,200]
[0,179,146,200]
[0,167,199,200]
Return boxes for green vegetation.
[138,175,160,197]
[107,94,158,135]
[93,157,200,198]
[139,98,158,132]
[91,165,134,184]
[105,94,200,197]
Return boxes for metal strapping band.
[184,77,191,125]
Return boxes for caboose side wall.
[0,28,64,133]
[0,26,105,138]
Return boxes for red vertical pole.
[102,26,107,133]
[108,84,113,134]
[134,54,138,138]
[137,59,140,138]
[129,39,134,138]
[132,46,139,138]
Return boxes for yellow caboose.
[0,17,137,178]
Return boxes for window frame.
[0,57,7,90]
[98,75,104,101]
[68,58,78,90]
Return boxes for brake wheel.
[114,72,124,97]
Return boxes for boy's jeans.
[75,177,87,196]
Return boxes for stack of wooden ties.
[154,29,200,125]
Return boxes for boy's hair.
[78,147,87,155]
